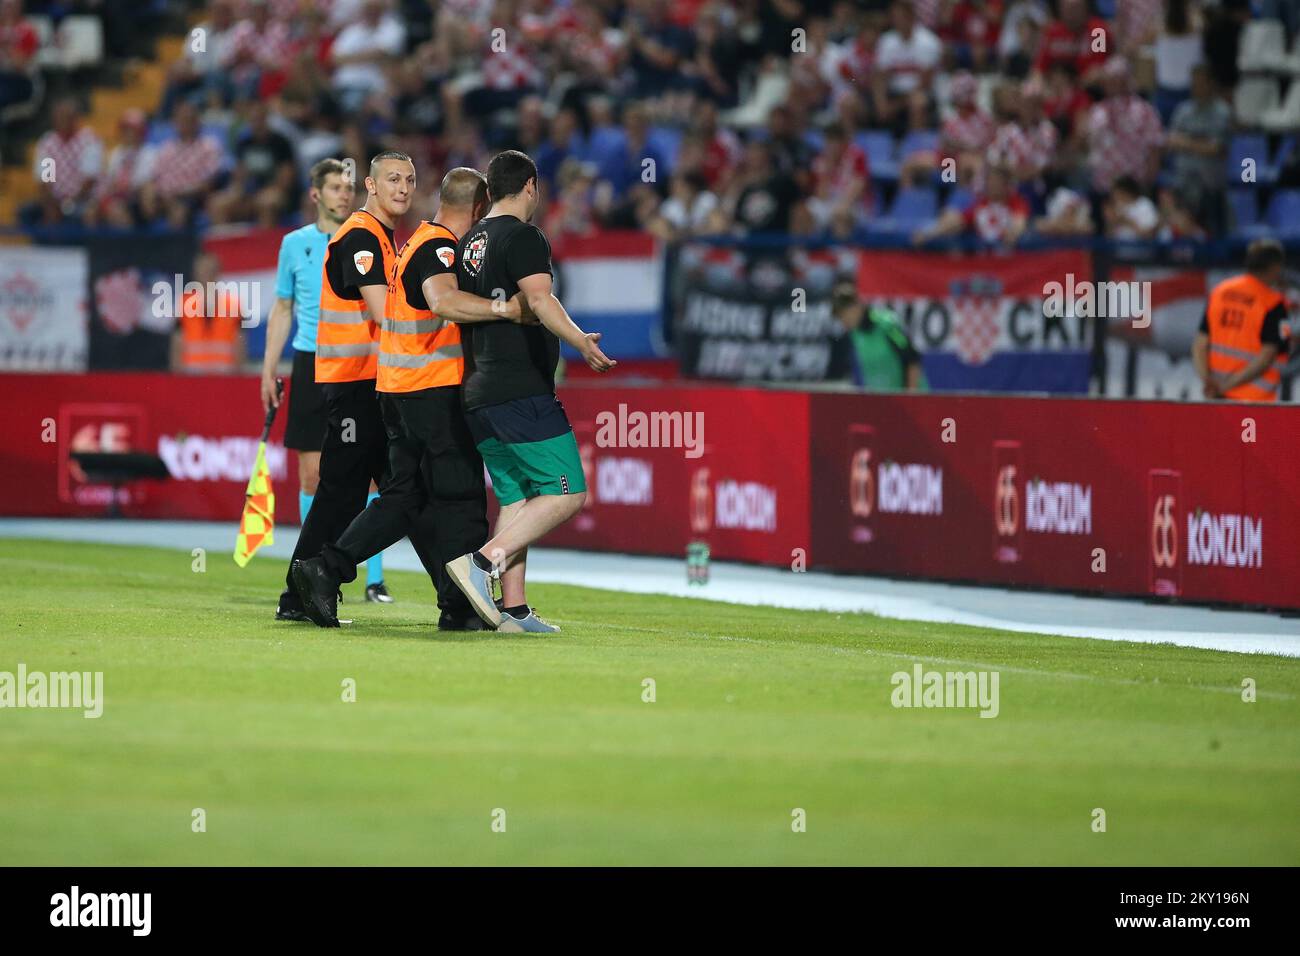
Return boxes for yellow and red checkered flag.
[234,379,283,567]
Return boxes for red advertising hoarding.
[2,373,1296,610]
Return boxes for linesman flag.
[234,378,283,567]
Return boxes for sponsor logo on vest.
[0,664,103,718]
[714,479,777,532]
[890,664,1000,718]
[49,886,150,936]
[1187,511,1263,569]
[353,250,374,275]
[596,456,653,505]
[1026,479,1092,535]
[878,462,943,515]
[594,403,704,459]
[159,434,288,483]
[435,247,455,268]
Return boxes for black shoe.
[291,558,341,628]
[438,611,488,631]
[276,590,309,622]
[365,582,394,603]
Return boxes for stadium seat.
[56,16,105,70]
[886,186,938,228]
[1226,188,1271,238]
[1226,133,1277,184]
[1261,81,1300,131]
[1238,19,1288,73]
[1264,188,1300,235]
[856,130,897,182]
[898,129,939,159]
[945,187,976,213]
[1234,78,1281,127]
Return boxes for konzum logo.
[992,440,1022,564]
[846,423,875,543]
[1148,469,1182,597]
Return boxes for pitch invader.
[445,150,617,633]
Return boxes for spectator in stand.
[1102,175,1160,240]
[0,0,38,113]
[1158,187,1207,242]
[534,105,582,191]
[1203,0,1250,95]
[1034,185,1093,235]
[1034,0,1110,88]
[873,0,942,135]
[331,0,405,112]
[207,101,298,227]
[808,122,871,238]
[161,0,240,117]
[1166,64,1228,237]
[1040,61,1090,140]
[139,100,224,228]
[998,0,1049,69]
[912,163,1028,248]
[544,157,600,238]
[223,0,292,101]
[1084,57,1163,194]
[625,0,695,109]
[986,79,1057,192]
[1001,9,1042,78]
[689,100,742,191]
[27,97,103,226]
[765,103,815,192]
[901,71,994,187]
[823,20,878,116]
[601,101,667,197]
[647,169,723,240]
[1152,0,1203,124]
[682,2,742,108]
[831,278,925,391]
[88,108,154,229]
[725,138,803,235]
[937,0,1004,73]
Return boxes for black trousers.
[286,380,444,599]
[320,385,487,617]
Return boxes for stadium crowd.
[12,0,1300,246]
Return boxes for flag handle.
[260,378,284,442]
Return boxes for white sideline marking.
[1,519,1297,659]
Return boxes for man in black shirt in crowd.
[445,149,617,633]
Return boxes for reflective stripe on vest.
[1205,273,1285,402]
[316,210,394,383]
[376,220,466,394]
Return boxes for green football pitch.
[1,538,1297,865]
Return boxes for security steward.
[286,151,441,606]
[292,166,535,629]
[1194,238,1292,402]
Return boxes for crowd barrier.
[2,373,1296,611]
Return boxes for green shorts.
[466,394,587,506]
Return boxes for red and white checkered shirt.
[963,193,1029,243]
[987,118,1058,179]
[1086,94,1164,190]
[481,37,542,91]
[152,134,224,198]
[812,142,871,210]
[942,107,996,156]
[33,126,103,203]
[225,18,293,71]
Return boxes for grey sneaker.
[445,553,502,628]
[497,608,561,633]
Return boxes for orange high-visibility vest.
[1205,273,1287,402]
[178,288,240,372]
[378,221,465,393]
[316,210,395,383]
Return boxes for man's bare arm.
[260,296,293,410]
[517,272,616,372]
[425,274,534,324]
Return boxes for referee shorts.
[283,349,327,452]
[466,394,586,506]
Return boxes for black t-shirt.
[402,223,458,311]
[238,131,294,188]
[455,214,556,410]
[735,175,800,233]
[324,215,394,300]
[1200,303,1290,352]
